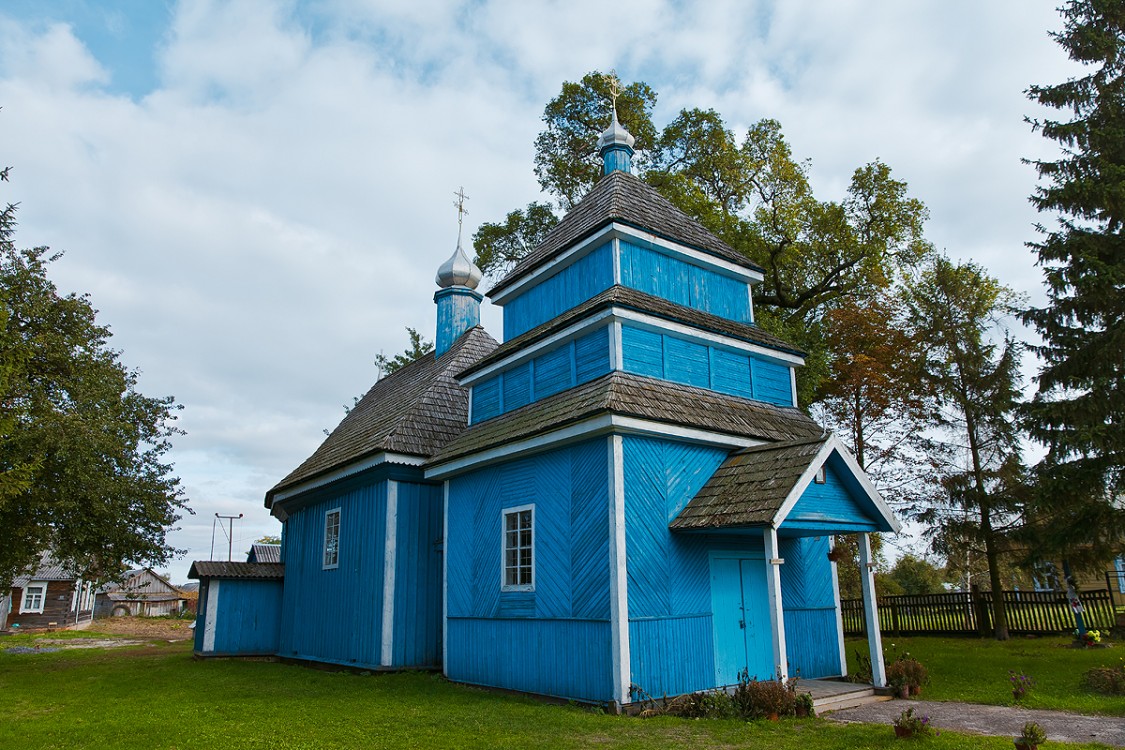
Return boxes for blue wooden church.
[191,109,900,708]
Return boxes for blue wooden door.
[710,554,774,685]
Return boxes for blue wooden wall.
[619,240,752,322]
[392,481,444,668]
[445,439,613,701]
[435,287,482,358]
[279,477,387,668]
[779,536,841,678]
[782,457,880,534]
[623,435,773,697]
[197,578,283,656]
[471,327,611,423]
[503,242,614,339]
[620,325,794,407]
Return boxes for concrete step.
[814,689,893,713]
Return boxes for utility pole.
[212,513,244,561]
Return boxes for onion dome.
[597,106,636,152]
[435,237,483,290]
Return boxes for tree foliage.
[374,327,434,378]
[0,190,187,587]
[472,202,558,280]
[906,256,1029,639]
[1023,0,1125,569]
[888,554,945,596]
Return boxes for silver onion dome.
[435,238,483,289]
[597,107,636,152]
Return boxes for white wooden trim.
[859,532,887,687]
[829,536,847,677]
[612,236,622,285]
[19,581,47,614]
[381,481,398,667]
[459,309,615,386]
[424,414,763,479]
[270,452,425,508]
[489,222,764,304]
[607,319,621,371]
[608,435,630,707]
[763,528,788,680]
[500,503,536,592]
[203,579,219,653]
[830,439,902,533]
[442,480,449,677]
[770,439,836,527]
[789,367,798,407]
[615,310,806,367]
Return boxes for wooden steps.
[813,687,892,713]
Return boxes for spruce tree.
[1023,1,1124,567]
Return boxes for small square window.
[501,505,534,591]
[21,583,46,613]
[814,465,827,484]
[323,508,341,569]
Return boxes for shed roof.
[430,371,823,467]
[188,561,285,580]
[248,544,281,563]
[459,286,803,380]
[268,326,498,501]
[670,437,829,530]
[488,171,763,297]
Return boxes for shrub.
[892,706,935,737]
[886,655,928,693]
[1082,663,1125,695]
[1019,722,1047,744]
[666,690,738,719]
[732,672,796,719]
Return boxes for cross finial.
[604,69,621,116]
[453,186,470,244]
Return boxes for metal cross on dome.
[453,186,469,242]
[604,70,621,112]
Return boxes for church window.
[323,508,341,569]
[501,505,534,591]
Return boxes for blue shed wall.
[779,536,841,677]
[279,476,387,668]
[620,324,795,407]
[623,435,778,698]
[391,481,444,668]
[445,439,613,701]
[619,240,752,322]
[470,326,611,424]
[209,579,283,656]
[503,242,614,339]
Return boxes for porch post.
[858,532,886,687]
[763,527,788,681]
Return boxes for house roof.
[488,171,764,297]
[459,285,803,380]
[12,552,78,587]
[248,544,281,563]
[267,326,498,501]
[429,371,823,467]
[188,561,285,580]
[670,437,829,530]
[99,567,185,597]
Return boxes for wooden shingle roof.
[188,561,284,580]
[459,285,803,380]
[488,171,764,297]
[268,326,498,499]
[670,438,828,531]
[430,371,823,467]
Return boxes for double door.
[710,554,774,685]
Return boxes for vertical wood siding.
[279,478,386,668]
[783,458,879,532]
[435,288,481,357]
[445,440,612,700]
[392,482,444,667]
[503,242,614,339]
[446,618,613,701]
[620,324,795,406]
[629,615,715,698]
[779,536,841,677]
[619,240,751,322]
[209,579,283,656]
[470,327,611,424]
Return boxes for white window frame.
[20,581,47,613]
[814,465,827,484]
[501,504,535,592]
[323,507,341,570]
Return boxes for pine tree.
[1023,0,1124,568]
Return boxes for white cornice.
[269,452,426,508]
[616,310,806,367]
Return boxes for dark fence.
[841,588,1118,637]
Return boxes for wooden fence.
[841,589,1118,637]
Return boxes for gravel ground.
[826,699,1125,747]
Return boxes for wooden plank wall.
[619,241,752,322]
[503,242,614,339]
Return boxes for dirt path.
[88,616,194,641]
[826,699,1125,747]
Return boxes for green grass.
[0,638,1117,750]
[848,635,1125,715]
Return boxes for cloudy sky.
[0,1,1079,582]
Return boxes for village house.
[191,110,899,709]
[2,553,96,631]
[95,567,190,618]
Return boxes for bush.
[1082,664,1125,695]
[666,691,738,719]
[886,654,928,693]
[732,674,796,719]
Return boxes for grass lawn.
[0,635,1117,750]
[847,635,1125,716]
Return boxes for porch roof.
[670,434,900,534]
